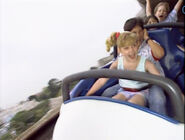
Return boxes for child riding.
[86,32,161,106]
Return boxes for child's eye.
[132,45,137,48]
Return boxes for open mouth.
[159,15,164,18]
[129,54,136,60]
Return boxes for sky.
[0,0,141,109]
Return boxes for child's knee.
[112,94,126,101]
[128,95,145,106]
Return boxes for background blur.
[0,0,141,109]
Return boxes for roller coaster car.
[53,23,184,140]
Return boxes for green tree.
[9,100,50,135]
[28,79,62,102]
[0,132,14,140]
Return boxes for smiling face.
[155,5,168,22]
[119,44,139,62]
[154,2,170,22]
[117,32,139,62]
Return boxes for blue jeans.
[101,84,167,115]
[101,84,120,97]
[147,85,167,115]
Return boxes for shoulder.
[145,59,154,68]
[151,39,160,45]
[145,59,151,64]
[168,9,177,18]
[165,9,177,22]
[110,59,118,69]
[170,9,177,15]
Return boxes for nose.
[129,46,135,52]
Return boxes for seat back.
[170,28,184,47]
[148,29,184,80]
[70,61,118,98]
[148,29,184,92]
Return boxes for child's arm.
[146,0,152,16]
[145,60,160,76]
[174,0,183,13]
[86,60,118,96]
[144,29,165,59]
[85,78,109,96]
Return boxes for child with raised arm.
[86,32,160,106]
[146,0,183,22]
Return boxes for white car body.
[53,97,184,140]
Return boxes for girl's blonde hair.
[105,32,117,52]
[117,32,137,48]
[154,2,170,14]
[105,32,137,52]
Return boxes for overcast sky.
[0,0,141,109]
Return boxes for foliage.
[28,79,79,102]
[28,79,62,102]
[0,132,14,140]
[9,100,50,135]
[28,95,38,101]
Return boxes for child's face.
[155,5,168,22]
[130,25,144,44]
[147,18,158,25]
[119,44,139,62]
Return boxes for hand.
[144,29,149,40]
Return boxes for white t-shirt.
[117,55,148,89]
[138,40,165,76]
[161,9,178,23]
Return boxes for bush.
[28,95,38,101]
[0,132,14,140]
[27,79,63,102]
[9,100,50,135]
[36,86,61,101]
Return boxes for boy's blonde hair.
[117,32,137,48]
[154,2,170,14]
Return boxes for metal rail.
[144,22,184,29]
[62,69,184,123]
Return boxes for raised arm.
[146,0,152,16]
[174,0,183,13]
[86,60,118,96]
[144,29,164,59]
